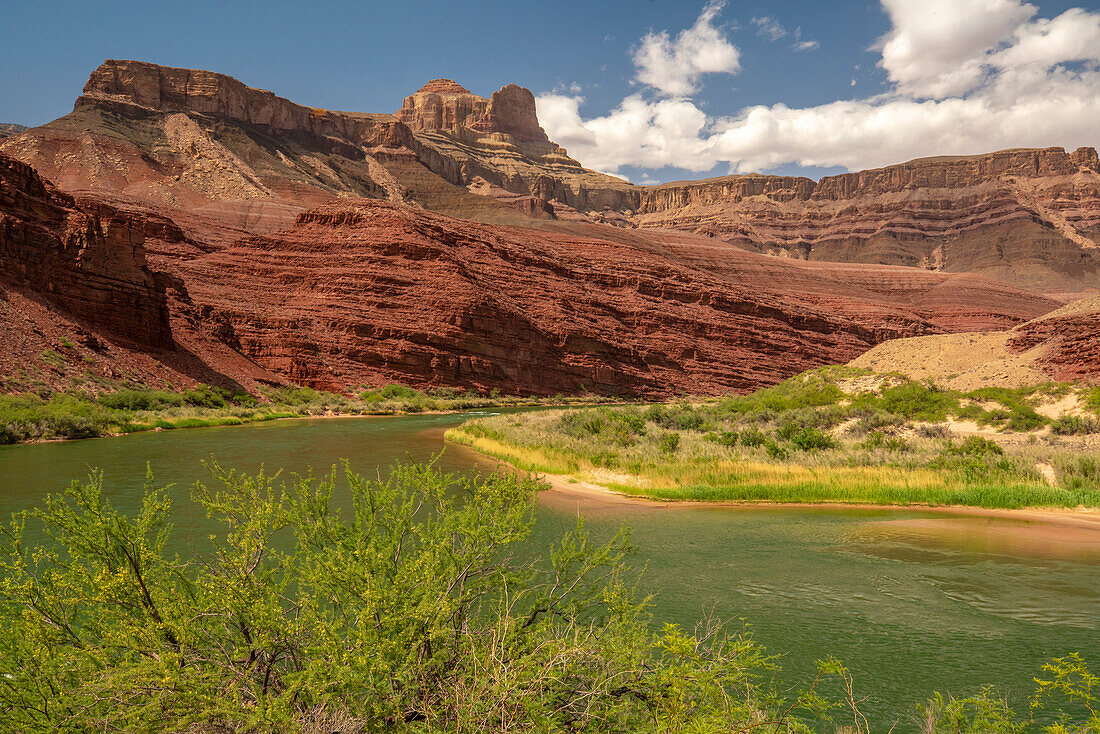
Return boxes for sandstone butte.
[0,59,1092,398]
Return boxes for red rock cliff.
[0,152,171,348]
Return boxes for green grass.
[0,383,613,444]
[444,368,1100,510]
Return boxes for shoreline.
[452,443,1100,533]
[541,473,1100,528]
[3,400,616,446]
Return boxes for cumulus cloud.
[535,93,717,172]
[876,0,1036,97]
[633,0,740,97]
[535,0,1100,177]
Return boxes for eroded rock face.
[395,77,632,209]
[0,124,26,140]
[635,148,1100,294]
[395,80,488,134]
[1007,304,1100,382]
[0,60,1083,397]
[51,61,634,216]
[0,152,171,348]
[81,59,414,148]
[169,199,1054,396]
[397,79,549,143]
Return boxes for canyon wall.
[0,151,171,347]
[635,147,1100,293]
[168,199,1054,396]
[1,60,1091,395]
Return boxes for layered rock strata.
[1007,298,1100,382]
[635,148,1100,293]
[168,200,1055,396]
[0,152,171,347]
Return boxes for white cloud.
[535,93,718,172]
[751,16,786,42]
[536,0,1100,177]
[876,0,1036,97]
[633,0,740,97]
[991,8,1100,69]
[791,27,819,52]
[709,68,1100,173]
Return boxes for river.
[1,411,1096,731]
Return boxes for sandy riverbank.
[532,471,1100,553]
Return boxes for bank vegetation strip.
[446,367,1100,510]
[0,383,614,444]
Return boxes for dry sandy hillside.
[850,296,1100,390]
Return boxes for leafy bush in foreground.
[0,464,807,733]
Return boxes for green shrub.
[918,688,1022,734]
[379,383,422,400]
[718,372,845,416]
[945,436,1004,457]
[916,424,950,439]
[739,428,768,447]
[98,389,184,411]
[776,422,837,451]
[39,349,65,368]
[705,430,739,447]
[181,384,230,408]
[861,431,908,452]
[265,385,321,406]
[1085,387,1100,416]
[1051,415,1100,435]
[1060,456,1100,492]
[659,432,681,453]
[870,382,959,422]
[674,410,705,431]
[764,439,788,460]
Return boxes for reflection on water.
[1,413,1097,732]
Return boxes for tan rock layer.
[75,60,634,212]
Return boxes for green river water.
[0,412,1096,731]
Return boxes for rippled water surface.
[1,413,1097,731]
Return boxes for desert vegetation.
[446,368,1100,509]
[0,462,1095,733]
[0,383,611,445]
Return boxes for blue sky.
[3,0,1098,182]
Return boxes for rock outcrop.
[1006,297,1100,383]
[397,79,548,142]
[166,199,1054,396]
[23,60,635,220]
[81,59,414,148]
[0,151,171,347]
[635,148,1100,294]
[850,295,1100,388]
[0,60,1084,398]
